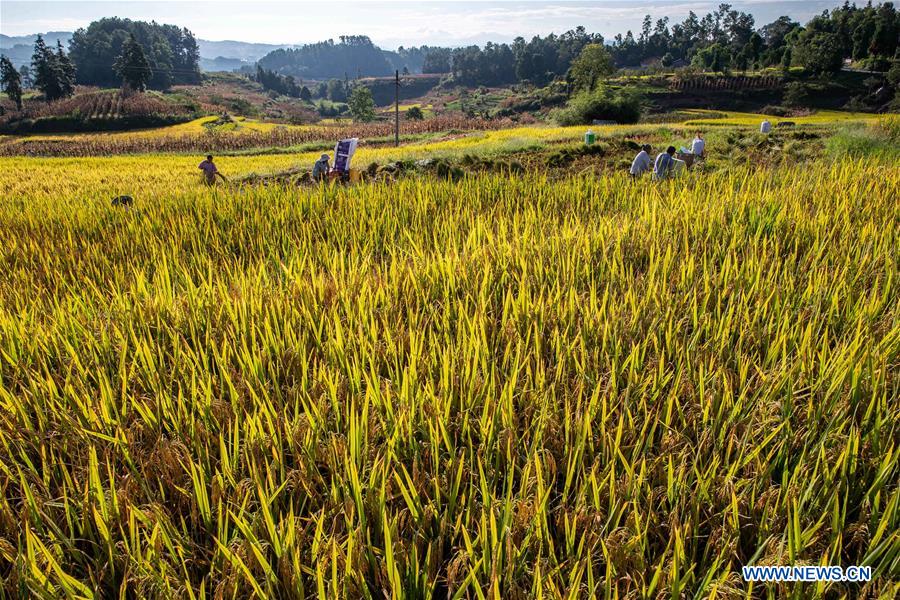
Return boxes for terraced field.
[0,112,898,599]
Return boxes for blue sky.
[1,1,839,48]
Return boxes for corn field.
[0,151,898,598]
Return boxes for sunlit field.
[0,114,898,598]
[681,109,880,127]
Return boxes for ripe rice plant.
[0,153,897,598]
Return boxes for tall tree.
[795,31,845,75]
[31,36,60,101]
[55,41,77,98]
[348,85,376,122]
[569,44,615,91]
[0,56,23,110]
[113,34,153,91]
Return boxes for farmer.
[691,132,705,157]
[653,146,677,181]
[312,153,331,181]
[629,144,653,178]
[199,155,226,185]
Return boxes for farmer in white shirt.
[653,146,677,181]
[629,144,653,178]
[760,119,772,134]
[691,132,705,157]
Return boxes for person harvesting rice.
[653,146,677,180]
[629,144,653,178]
[198,155,228,185]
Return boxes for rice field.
[0,115,512,157]
[0,116,898,599]
[682,109,879,127]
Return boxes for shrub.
[760,105,790,117]
[552,86,642,126]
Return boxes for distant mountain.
[1,32,75,70]
[197,39,295,63]
[0,31,73,48]
[200,56,252,73]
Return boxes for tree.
[55,41,77,98]
[0,56,23,110]
[661,52,675,67]
[327,79,348,102]
[869,3,899,58]
[18,65,32,89]
[746,32,764,66]
[795,31,844,75]
[780,47,793,74]
[761,16,800,50]
[31,36,55,100]
[405,106,424,120]
[30,36,76,102]
[348,85,376,122]
[692,43,731,72]
[422,48,452,73]
[569,43,614,91]
[299,86,312,102]
[113,34,153,92]
[887,59,900,89]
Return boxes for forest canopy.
[68,18,201,89]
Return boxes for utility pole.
[395,69,400,147]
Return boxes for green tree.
[869,4,899,58]
[795,31,844,75]
[405,106,424,120]
[348,85,376,122]
[887,59,900,89]
[780,47,793,74]
[746,32,764,66]
[31,36,67,102]
[692,43,731,73]
[113,34,153,92]
[300,86,312,102]
[569,43,614,91]
[327,79,348,102]
[55,41,76,98]
[0,56,23,110]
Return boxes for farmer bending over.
[199,155,227,185]
[653,146,677,181]
[313,153,331,181]
[629,144,652,178]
